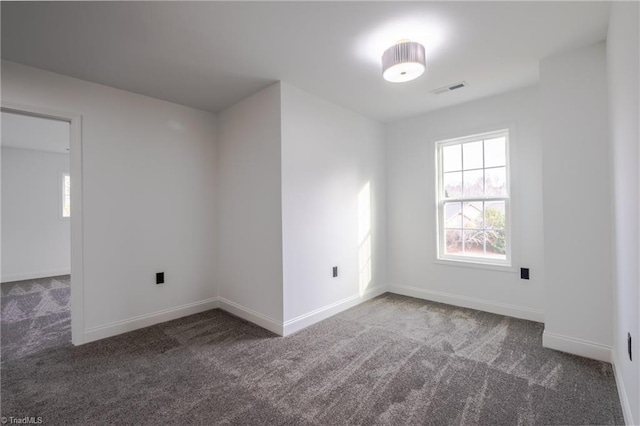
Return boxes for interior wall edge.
[218,297,283,336]
[542,330,612,363]
[215,286,389,337]
[612,350,635,426]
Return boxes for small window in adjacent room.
[436,129,510,266]
[62,173,71,218]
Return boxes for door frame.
[1,102,85,345]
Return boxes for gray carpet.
[1,292,624,425]
[1,275,71,362]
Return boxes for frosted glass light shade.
[382,41,426,83]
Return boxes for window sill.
[434,257,516,273]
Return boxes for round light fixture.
[381,40,426,83]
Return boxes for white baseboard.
[81,287,383,344]
[1,269,71,283]
[388,284,544,323]
[83,297,219,343]
[218,297,283,336]
[283,286,387,336]
[611,351,635,426]
[542,330,612,362]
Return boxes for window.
[436,130,510,266]
[62,173,71,218]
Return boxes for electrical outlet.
[332,266,338,278]
[628,333,632,361]
[520,268,530,280]
[156,272,165,284]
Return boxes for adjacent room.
[1,1,638,425]
[1,112,72,362]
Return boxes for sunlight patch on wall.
[358,181,372,295]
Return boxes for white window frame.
[435,129,512,268]
[60,172,70,219]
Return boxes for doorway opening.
[1,106,83,360]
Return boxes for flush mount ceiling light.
[381,40,426,83]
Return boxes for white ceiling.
[1,112,70,154]
[1,2,610,123]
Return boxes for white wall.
[1,147,70,281]
[280,83,386,330]
[386,86,544,321]
[607,2,640,423]
[1,61,218,339]
[217,83,284,327]
[539,43,613,359]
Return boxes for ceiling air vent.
[430,81,467,95]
